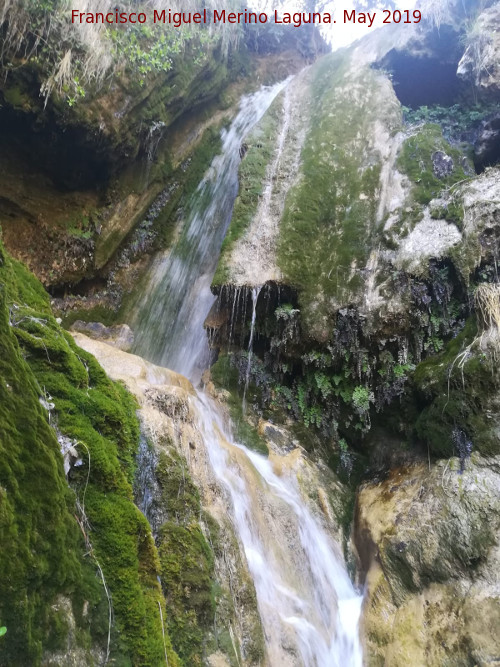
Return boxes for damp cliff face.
[71,331,362,666]
[204,6,500,662]
[208,1,500,455]
[2,1,500,665]
[357,454,500,666]
[0,2,325,291]
[69,333,267,666]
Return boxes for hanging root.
[475,283,500,335]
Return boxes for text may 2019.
[71,8,423,28]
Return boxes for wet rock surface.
[474,113,500,171]
[70,320,134,351]
[357,456,500,666]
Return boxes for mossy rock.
[275,51,396,333]
[413,317,500,457]
[0,240,180,665]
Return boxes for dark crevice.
[373,27,469,109]
[47,275,108,299]
[0,104,113,192]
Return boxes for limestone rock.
[357,456,500,666]
[474,113,500,169]
[450,166,500,279]
[70,320,134,351]
[431,150,454,179]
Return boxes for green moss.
[397,124,470,212]
[61,304,118,328]
[276,53,389,329]
[155,450,217,664]
[0,290,84,665]
[211,355,269,456]
[0,241,179,665]
[3,85,31,109]
[413,318,500,457]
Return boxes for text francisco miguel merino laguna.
[72,7,423,27]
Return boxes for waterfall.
[193,391,363,667]
[242,285,262,413]
[130,81,290,382]
[130,80,363,665]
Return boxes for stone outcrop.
[0,24,319,289]
[69,320,134,351]
[72,331,354,665]
[71,333,266,665]
[357,456,500,666]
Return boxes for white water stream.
[131,82,363,666]
[131,81,289,381]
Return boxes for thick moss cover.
[155,449,216,664]
[0,267,83,665]
[0,241,179,665]
[276,53,389,330]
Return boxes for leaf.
[0,627,7,637]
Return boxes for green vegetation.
[397,123,470,226]
[402,102,498,143]
[276,53,389,329]
[213,92,283,285]
[0,272,84,664]
[414,317,500,457]
[155,449,216,664]
[59,211,97,240]
[1,0,231,104]
[211,355,269,455]
[0,241,179,665]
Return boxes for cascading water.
[193,391,363,666]
[130,81,289,382]
[130,80,363,665]
[242,285,262,413]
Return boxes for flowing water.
[131,82,363,666]
[131,81,289,381]
[242,285,262,413]
[192,390,363,666]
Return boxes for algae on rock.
[71,333,266,666]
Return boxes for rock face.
[0,22,318,288]
[70,320,134,351]
[72,332,354,666]
[357,456,500,666]
[72,333,266,665]
[457,3,500,98]
[474,113,500,171]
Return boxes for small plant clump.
[402,102,498,143]
[397,123,470,213]
[0,0,235,104]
